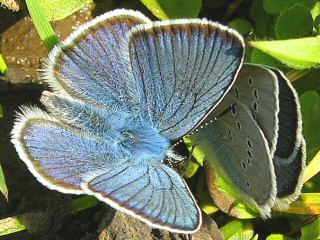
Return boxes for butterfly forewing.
[43,10,150,111]
[124,20,244,140]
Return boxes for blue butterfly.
[11,9,244,233]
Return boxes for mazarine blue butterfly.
[11,8,305,233]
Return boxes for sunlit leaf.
[303,151,320,183]
[0,53,7,75]
[301,217,320,240]
[184,158,200,178]
[281,193,320,214]
[311,1,320,19]
[249,36,320,69]
[251,48,282,69]
[0,0,19,11]
[275,5,313,40]
[25,0,59,49]
[266,234,294,240]
[220,219,255,240]
[0,163,8,201]
[139,0,202,19]
[39,0,92,21]
[0,217,26,236]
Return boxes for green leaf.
[228,19,252,35]
[275,5,313,40]
[26,0,59,50]
[139,0,202,19]
[266,234,294,240]
[68,195,99,213]
[220,219,255,240]
[39,0,92,21]
[184,158,200,178]
[0,104,3,118]
[311,1,320,19]
[0,217,26,236]
[263,0,317,15]
[0,163,8,200]
[250,0,274,37]
[0,53,7,75]
[251,48,282,68]
[300,91,320,160]
[314,15,320,32]
[301,217,320,240]
[281,193,320,215]
[304,151,320,183]
[249,36,320,69]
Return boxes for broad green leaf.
[251,48,282,68]
[0,163,8,200]
[0,217,26,236]
[0,53,7,75]
[275,5,313,40]
[301,217,320,240]
[266,234,294,240]
[39,0,92,21]
[139,0,202,19]
[282,193,320,214]
[25,0,59,50]
[220,219,255,240]
[263,0,317,15]
[293,70,320,95]
[69,195,99,213]
[303,151,320,183]
[228,19,252,35]
[249,36,320,69]
[300,91,320,160]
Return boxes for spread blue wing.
[82,162,201,233]
[43,9,150,111]
[124,20,244,139]
[10,107,114,193]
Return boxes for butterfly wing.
[271,69,306,208]
[189,64,281,217]
[123,20,244,139]
[43,9,150,111]
[11,107,115,193]
[82,162,201,233]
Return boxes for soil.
[0,0,250,239]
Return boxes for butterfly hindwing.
[82,162,202,233]
[11,107,115,193]
[124,20,244,140]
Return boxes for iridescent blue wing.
[10,107,113,193]
[43,9,150,111]
[82,162,201,233]
[123,20,244,139]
